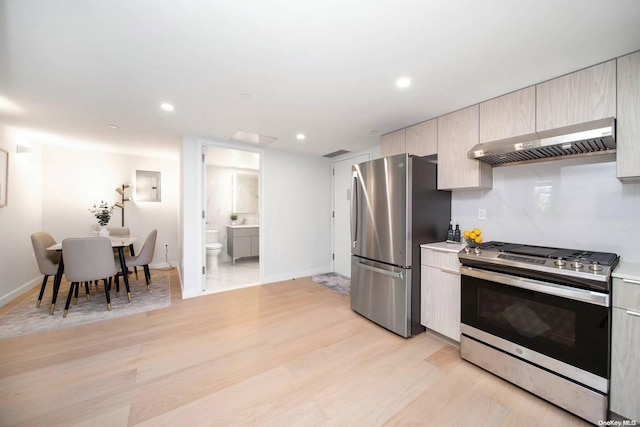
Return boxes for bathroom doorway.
[202,145,261,294]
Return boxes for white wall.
[181,136,333,298]
[262,148,333,282]
[0,126,44,306]
[42,145,179,268]
[452,157,640,263]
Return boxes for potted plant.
[89,201,115,236]
[230,213,238,225]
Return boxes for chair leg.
[129,244,139,280]
[84,282,91,301]
[36,275,49,307]
[63,282,77,318]
[144,265,151,290]
[73,282,79,305]
[115,273,120,297]
[104,278,112,311]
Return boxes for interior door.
[332,153,370,277]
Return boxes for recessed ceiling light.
[296,133,306,140]
[108,124,119,129]
[370,130,379,134]
[395,77,411,89]
[160,102,174,112]
[239,93,252,100]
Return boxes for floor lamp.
[115,184,131,226]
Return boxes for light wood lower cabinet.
[610,277,640,421]
[421,247,461,342]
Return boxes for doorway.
[332,153,371,277]
[202,145,261,294]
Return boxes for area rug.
[0,270,171,340]
[310,272,351,296]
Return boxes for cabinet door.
[437,105,492,190]
[479,87,535,143]
[234,236,251,259]
[610,307,640,421]
[406,119,437,156]
[536,60,616,131]
[617,51,640,179]
[250,235,259,257]
[423,265,461,342]
[380,129,406,157]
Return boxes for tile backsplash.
[451,157,640,263]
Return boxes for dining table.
[46,235,138,314]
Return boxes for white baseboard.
[0,276,42,307]
[262,265,333,285]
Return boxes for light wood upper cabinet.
[406,119,437,156]
[437,105,492,190]
[616,51,640,180]
[536,60,616,131]
[380,129,406,157]
[479,86,536,143]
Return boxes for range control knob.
[570,261,584,270]
[473,247,482,255]
[589,261,603,272]
[555,257,566,267]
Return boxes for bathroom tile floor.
[204,258,260,295]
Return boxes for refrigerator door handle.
[357,261,404,279]
[351,171,358,248]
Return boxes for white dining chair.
[30,232,61,308]
[124,229,157,291]
[61,237,118,318]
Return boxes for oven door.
[460,266,610,385]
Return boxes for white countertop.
[227,224,260,229]
[420,241,467,253]
[613,261,640,282]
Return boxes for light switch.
[478,208,487,220]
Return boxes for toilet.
[206,229,223,271]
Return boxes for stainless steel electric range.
[458,241,619,425]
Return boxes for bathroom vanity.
[227,225,259,264]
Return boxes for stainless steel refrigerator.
[350,153,451,337]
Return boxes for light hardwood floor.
[0,270,589,426]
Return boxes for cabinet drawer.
[231,227,259,237]
[613,277,640,312]
[610,307,640,420]
[421,248,460,273]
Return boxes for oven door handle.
[460,266,610,307]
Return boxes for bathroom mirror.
[232,172,258,213]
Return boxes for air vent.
[323,150,351,158]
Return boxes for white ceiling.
[1,0,639,159]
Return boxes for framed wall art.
[0,148,7,207]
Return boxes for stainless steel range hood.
[468,117,616,166]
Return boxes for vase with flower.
[89,201,114,237]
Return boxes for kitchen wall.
[205,165,259,263]
[451,157,640,263]
[0,126,43,306]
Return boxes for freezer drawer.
[351,256,412,337]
